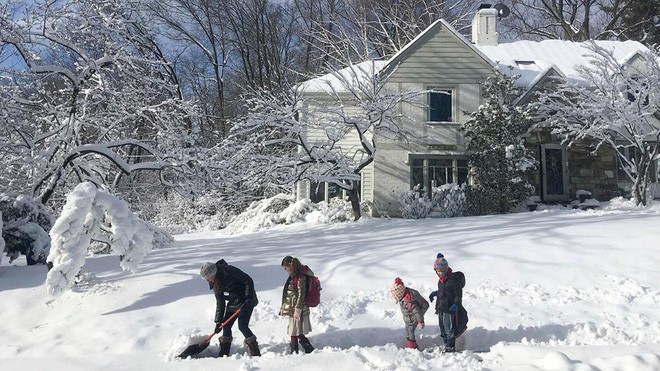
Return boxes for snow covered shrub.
[46,182,173,295]
[431,183,467,218]
[149,191,234,234]
[304,198,356,223]
[222,193,354,235]
[398,186,434,219]
[0,193,54,265]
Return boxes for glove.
[214,322,222,334]
[294,307,302,320]
[418,321,425,330]
[429,291,437,303]
[449,304,458,313]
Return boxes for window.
[627,78,650,106]
[429,90,453,122]
[410,156,469,197]
[309,181,361,203]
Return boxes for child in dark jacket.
[390,277,427,349]
[428,253,467,353]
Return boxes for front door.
[541,144,569,202]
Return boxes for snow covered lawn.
[2,203,660,370]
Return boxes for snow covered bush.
[222,194,354,235]
[0,193,54,265]
[431,183,467,218]
[46,183,172,295]
[398,186,434,219]
[148,191,235,234]
[399,184,467,219]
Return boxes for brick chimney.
[471,5,499,46]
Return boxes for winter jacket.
[210,260,259,322]
[434,269,465,314]
[280,266,313,317]
[397,288,425,325]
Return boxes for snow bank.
[222,194,354,235]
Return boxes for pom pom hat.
[390,277,406,300]
[434,253,449,272]
[200,262,217,280]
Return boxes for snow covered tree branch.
[535,44,660,205]
[46,182,172,296]
[0,0,203,205]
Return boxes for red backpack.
[293,268,322,307]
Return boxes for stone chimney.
[471,4,499,46]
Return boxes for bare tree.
[498,0,631,41]
[147,0,232,140]
[535,44,660,205]
[223,0,301,91]
[352,0,476,58]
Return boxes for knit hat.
[200,262,217,280]
[434,256,449,272]
[390,277,406,301]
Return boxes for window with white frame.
[428,89,454,122]
[410,156,469,197]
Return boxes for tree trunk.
[346,186,361,221]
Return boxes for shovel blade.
[177,341,211,359]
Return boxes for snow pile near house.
[222,194,354,235]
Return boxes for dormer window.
[429,89,454,122]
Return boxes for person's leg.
[441,312,456,352]
[221,310,239,338]
[438,312,447,344]
[289,335,299,354]
[237,306,255,338]
[297,314,314,353]
[405,315,418,349]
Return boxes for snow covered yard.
[1,203,660,370]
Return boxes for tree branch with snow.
[535,44,660,205]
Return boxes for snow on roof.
[298,60,388,94]
[477,39,649,87]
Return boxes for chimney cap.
[478,4,492,9]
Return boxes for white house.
[297,6,657,217]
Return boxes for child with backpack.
[428,253,468,353]
[390,277,429,349]
[280,256,319,354]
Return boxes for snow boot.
[299,337,315,354]
[218,336,232,357]
[244,335,261,357]
[406,338,418,349]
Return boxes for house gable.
[381,20,496,84]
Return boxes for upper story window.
[627,77,650,106]
[428,89,454,122]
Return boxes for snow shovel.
[177,309,242,359]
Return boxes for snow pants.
[438,311,456,349]
[403,312,418,341]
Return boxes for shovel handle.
[201,308,242,345]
